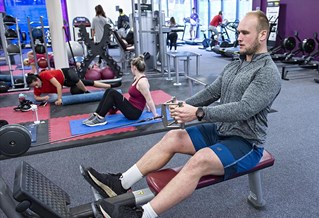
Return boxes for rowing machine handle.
[161,97,185,129]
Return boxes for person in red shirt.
[26,68,110,105]
[23,50,54,73]
[83,55,159,127]
[209,11,223,42]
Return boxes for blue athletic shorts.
[186,123,264,180]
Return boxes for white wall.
[66,0,132,40]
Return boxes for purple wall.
[253,0,319,41]
[0,0,4,12]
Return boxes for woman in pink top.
[83,55,159,127]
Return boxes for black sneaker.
[82,167,128,198]
[13,105,22,111]
[20,103,32,112]
[98,199,143,218]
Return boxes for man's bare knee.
[184,148,224,176]
[159,129,194,154]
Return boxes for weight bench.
[5,149,274,217]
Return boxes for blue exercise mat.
[70,107,171,135]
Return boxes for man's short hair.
[219,11,222,15]
[119,8,123,13]
[246,10,269,34]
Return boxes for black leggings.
[96,89,143,120]
[167,32,178,50]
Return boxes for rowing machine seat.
[146,149,274,208]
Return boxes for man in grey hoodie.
[83,10,281,218]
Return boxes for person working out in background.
[82,10,281,217]
[167,17,178,51]
[117,8,130,38]
[82,55,159,127]
[26,68,110,106]
[189,7,199,40]
[209,11,223,43]
[91,5,112,66]
[23,50,54,74]
[121,28,134,49]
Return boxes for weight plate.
[0,124,31,157]
[302,38,316,54]
[283,37,296,51]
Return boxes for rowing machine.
[0,149,274,217]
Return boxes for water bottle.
[31,104,40,124]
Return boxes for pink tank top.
[128,76,147,111]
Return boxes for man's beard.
[240,38,260,56]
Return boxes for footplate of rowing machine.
[13,161,71,218]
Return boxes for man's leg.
[189,26,193,39]
[63,68,89,93]
[83,129,197,198]
[148,147,224,215]
[75,80,88,92]
[82,79,111,89]
[93,81,111,89]
[136,129,196,176]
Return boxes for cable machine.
[131,0,166,74]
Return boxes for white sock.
[142,203,158,218]
[120,164,143,189]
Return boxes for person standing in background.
[117,8,130,30]
[189,7,199,40]
[91,5,111,65]
[167,17,178,51]
[117,8,130,38]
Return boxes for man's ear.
[259,30,268,42]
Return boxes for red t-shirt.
[33,69,65,96]
[210,15,222,27]
[128,76,147,111]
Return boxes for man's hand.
[55,99,63,106]
[170,103,197,123]
[35,95,49,102]
[43,95,50,101]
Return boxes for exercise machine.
[76,24,123,84]
[271,35,297,61]
[281,32,319,80]
[210,20,239,56]
[0,100,275,217]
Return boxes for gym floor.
[1,44,319,217]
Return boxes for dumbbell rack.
[0,13,28,91]
[27,16,51,74]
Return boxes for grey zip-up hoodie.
[185,53,281,145]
